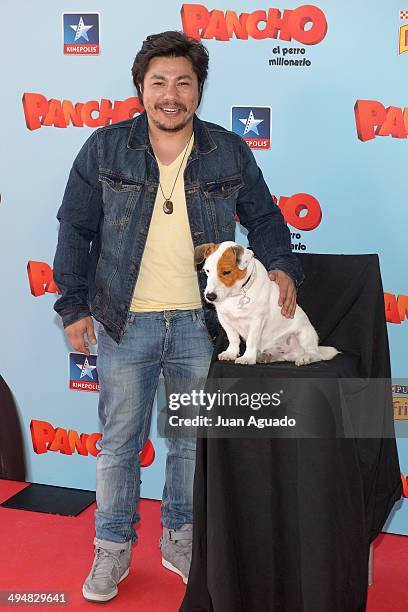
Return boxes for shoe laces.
[173,537,191,550]
[91,547,122,580]
[161,531,191,558]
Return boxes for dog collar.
[238,262,256,309]
[241,270,253,290]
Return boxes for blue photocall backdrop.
[0,1,407,534]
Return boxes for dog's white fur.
[197,241,339,366]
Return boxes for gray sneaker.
[160,524,192,584]
[82,537,132,602]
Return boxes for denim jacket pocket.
[204,176,242,235]
[204,176,243,199]
[99,172,143,226]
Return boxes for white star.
[239,109,264,136]
[76,356,97,380]
[70,16,93,42]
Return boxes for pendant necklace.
[159,132,193,215]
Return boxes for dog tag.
[238,295,251,308]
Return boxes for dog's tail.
[318,346,340,361]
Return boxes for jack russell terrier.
[195,241,339,366]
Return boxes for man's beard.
[150,102,193,132]
[151,115,191,133]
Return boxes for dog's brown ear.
[194,243,219,266]
[232,244,254,269]
[231,244,245,267]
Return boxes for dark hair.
[131,31,209,106]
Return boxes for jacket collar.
[126,111,217,155]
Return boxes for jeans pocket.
[96,321,110,346]
[194,309,205,329]
[97,321,106,335]
[193,309,214,345]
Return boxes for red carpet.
[0,479,406,611]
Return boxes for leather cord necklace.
[158,132,193,215]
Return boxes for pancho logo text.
[181,4,328,44]
[30,419,102,457]
[384,293,408,324]
[27,261,61,296]
[277,193,321,230]
[22,93,144,130]
[354,100,408,141]
[30,419,155,466]
[401,472,408,498]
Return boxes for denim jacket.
[53,111,304,343]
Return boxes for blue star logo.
[70,16,93,42]
[76,356,97,380]
[239,109,264,136]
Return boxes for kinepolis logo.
[62,13,100,55]
[181,4,327,44]
[354,100,408,141]
[399,10,408,55]
[69,353,99,393]
[22,93,144,130]
[231,106,271,149]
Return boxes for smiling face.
[140,55,199,133]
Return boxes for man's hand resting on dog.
[64,316,97,356]
[268,269,296,318]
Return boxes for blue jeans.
[94,308,213,544]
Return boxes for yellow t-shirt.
[130,134,202,312]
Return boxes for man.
[53,30,303,602]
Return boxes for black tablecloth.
[180,254,402,612]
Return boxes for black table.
[180,254,402,612]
